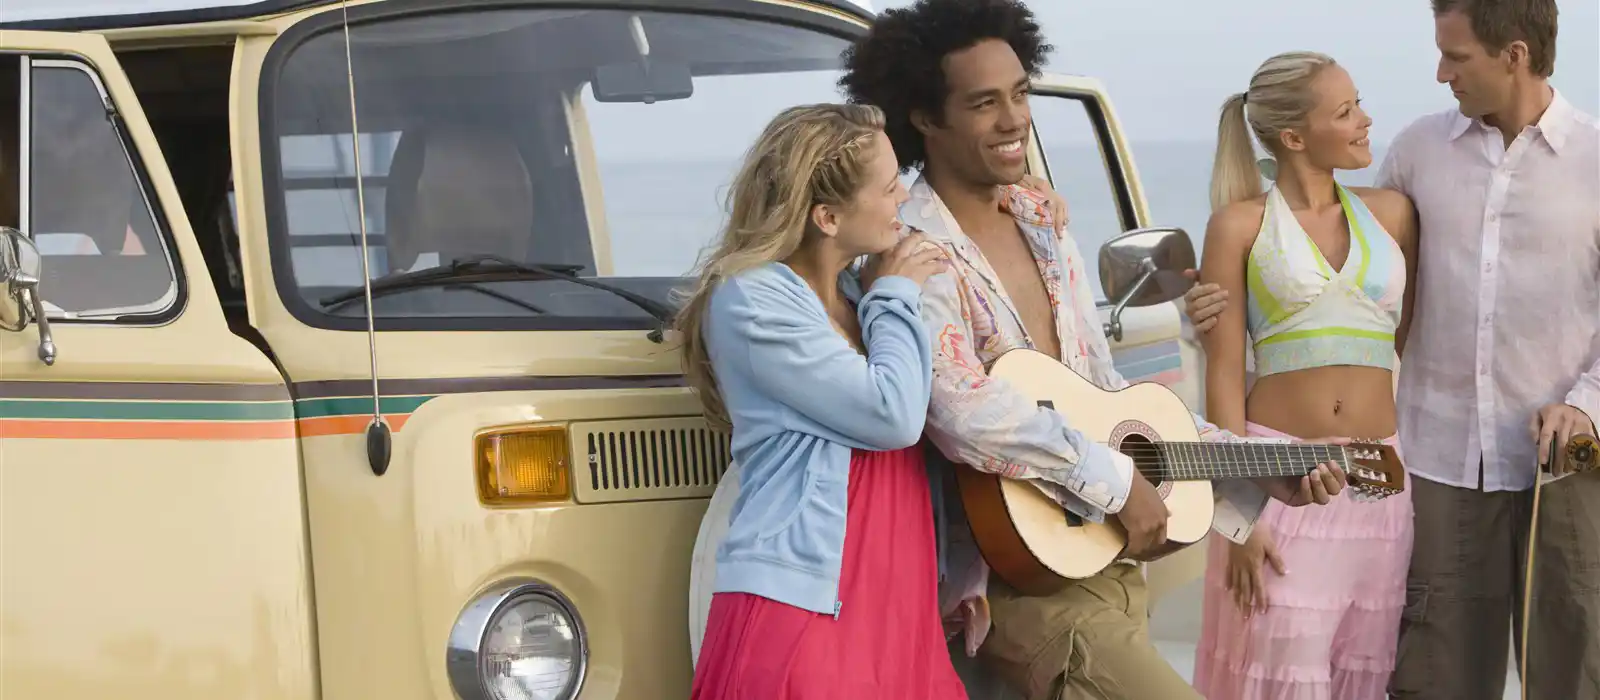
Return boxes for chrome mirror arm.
[0,227,58,366]
[27,288,56,366]
[1102,258,1157,343]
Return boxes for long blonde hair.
[675,103,886,430]
[1210,51,1339,211]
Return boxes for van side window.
[21,58,179,321]
[1029,94,1136,301]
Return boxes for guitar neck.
[1138,441,1349,481]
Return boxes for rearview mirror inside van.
[591,61,694,104]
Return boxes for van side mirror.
[1098,226,1196,342]
[0,227,58,365]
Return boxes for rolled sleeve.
[1076,441,1134,514]
[1210,479,1270,544]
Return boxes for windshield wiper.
[323,277,548,315]
[318,255,675,341]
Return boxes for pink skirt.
[1193,422,1414,700]
[690,446,967,700]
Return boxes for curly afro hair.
[838,0,1052,172]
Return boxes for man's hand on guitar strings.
[1531,403,1597,476]
[1116,472,1171,561]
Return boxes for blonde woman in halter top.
[1188,51,1419,700]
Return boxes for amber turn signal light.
[475,426,572,505]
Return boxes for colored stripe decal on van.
[0,399,428,440]
[0,419,299,440]
[293,395,433,419]
[1111,339,1185,385]
[0,398,294,421]
[0,374,684,440]
[0,399,424,440]
[292,396,432,438]
[0,380,290,402]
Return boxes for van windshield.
[265,5,853,330]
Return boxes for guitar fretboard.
[1118,441,1350,481]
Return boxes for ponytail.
[1209,92,1263,212]
[1208,51,1338,212]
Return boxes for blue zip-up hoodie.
[704,262,933,616]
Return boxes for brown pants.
[978,562,1200,700]
[1389,474,1600,699]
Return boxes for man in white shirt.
[1185,1,1599,697]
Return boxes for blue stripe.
[1117,354,1183,379]
[1339,186,1400,301]
[1111,339,1181,364]
[1112,339,1183,379]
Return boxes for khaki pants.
[979,562,1200,700]
[1389,474,1600,699]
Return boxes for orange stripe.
[0,413,418,440]
[0,419,297,440]
[296,414,412,438]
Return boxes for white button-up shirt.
[1376,90,1600,492]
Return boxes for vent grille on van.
[569,417,731,504]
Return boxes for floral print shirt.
[896,176,1273,655]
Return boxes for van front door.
[0,31,316,700]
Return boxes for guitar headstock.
[1343,439,1405,502]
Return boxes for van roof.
[0,0,874,31]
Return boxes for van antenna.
[341,0,392,476]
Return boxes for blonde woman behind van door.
[1188,52,1420,699]
[675,103,965,700]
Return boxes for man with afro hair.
[840,1,1348,698]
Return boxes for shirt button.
[1488,213,1499,222]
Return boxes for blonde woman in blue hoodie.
[676,103,965,699]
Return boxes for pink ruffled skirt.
[1193,422,1413,700]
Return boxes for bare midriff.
[1245,364,1397,441]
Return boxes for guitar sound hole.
[1118,433,1164,489]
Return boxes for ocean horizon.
[597,139,1389,294]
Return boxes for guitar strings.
[1106,442,1359,480]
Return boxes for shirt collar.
[1447,88,1576,155]
[1536,89,1575,154]
[899,174,1056,247]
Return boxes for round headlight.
[448,581,587,700]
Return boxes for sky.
[874,0,1600,145]
[13,0,1596,149]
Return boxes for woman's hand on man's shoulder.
[861,232,948,291]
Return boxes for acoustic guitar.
[954,348,1407,596]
